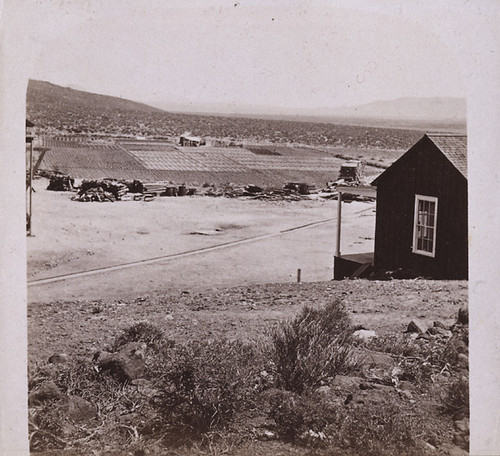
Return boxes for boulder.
[97,342,147,383]
[406,319,427,334]
[457,353,469,369]
[48,353,70,364]
[29,380,62,405]
[64,395,97,422]
[458,306,468,324]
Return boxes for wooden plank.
[336,185,377,198]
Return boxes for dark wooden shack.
[371,134,467,279]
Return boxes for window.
[412,195,438,257]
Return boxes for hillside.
[26,80,426,150]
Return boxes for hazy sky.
[24,0,469,111]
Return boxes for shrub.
[112,322,165,351]
[441,376,469,420]
[326,402,430,456]
[151,339,262,444]
[364,333,419,357]
[267,389,336,444]
[269,301,356,394]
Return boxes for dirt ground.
[28,279,467,363]
[27,179,467,363]
[27,178,376,303]
[26,180,469,456]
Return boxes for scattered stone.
[255,429,276,441]
[423,441,437,451]
[433,320,448,330]
[426,326,439,335]
[454,417,470,433]
[352,329,378,342]
[331,375,361,389]
[97,342,147,382]
[63,395,97,423]
[397,388,413,400]
[434,327,453,338]
[457,353,469,369]
[359,382,374,390]
[406,319,427,334]
[316,385,332,394]
[417,333,431,341]
[48,353,70,364]
[457,306,468,324]
[439,443,469,456]
[29,380,62,405]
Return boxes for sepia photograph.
[1,1,499,455]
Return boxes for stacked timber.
[73,179,128,202]
[47,173,74,191]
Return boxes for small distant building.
[333,133,468,280]
[179,132,205,147]
[338,160,364,183]
[372,134,467,279]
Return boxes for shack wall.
[374,137,468,279]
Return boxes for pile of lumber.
[72,179,128,202]
[46,173,74,191]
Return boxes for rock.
[453,432,468,450]
[397,388,413,400]
[29,380,62,405]
[433,320,448,330]
[359,382,374,390]
[98,342,147,383]
[406,319,427,334]
[48,353,70,364]
[423,441,437,451]
[457,306,468,324]
[426,326,438,335]
[256,429,276,441]
[434,327,453,338]
[316,385,332,395]
[439,443,469,456]
[417,333,431,341]
[353,329,378,342]
[398,380,416,392]
[454,417,470,433]
[457,353,469,369]
[63,395,97,422]
[331,375,361,389]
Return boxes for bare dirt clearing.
[28,178,375,302]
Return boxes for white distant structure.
[179,132,205,147]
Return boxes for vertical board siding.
[374,136,468,279]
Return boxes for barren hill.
[26,80,425,149]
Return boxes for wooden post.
[297,268,301,283]
[335,191,342,257]
[27,140,33,236]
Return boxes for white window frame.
[412,194,438,258]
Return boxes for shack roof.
[371,133,467,185]
[427,134,467,179]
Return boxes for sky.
[18,0,473,113]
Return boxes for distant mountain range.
[26,79,464,145]
[327,97,466,121]
[148,97,466,122]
